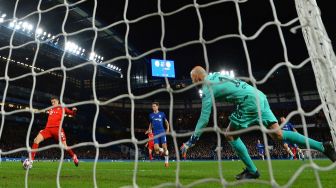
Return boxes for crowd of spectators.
[0,107,331,161]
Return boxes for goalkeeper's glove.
[180,134,199,155]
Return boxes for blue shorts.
[258,150,264,155]
[153,131,167,145]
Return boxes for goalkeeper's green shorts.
[229,92,277,129]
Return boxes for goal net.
[0,0,335,187]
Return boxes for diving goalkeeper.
[181,66,336,180]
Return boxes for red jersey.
[148,132,154,145]
[46,106,76,128]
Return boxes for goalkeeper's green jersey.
[193,72,277,137]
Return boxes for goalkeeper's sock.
[67,148,75,158]
[229,138,257,173]
[31,143,39,160]
[282,131,324,152]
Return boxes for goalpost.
[295,0,336,146]
[0,0,335,187]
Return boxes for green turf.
[0,160,335,187]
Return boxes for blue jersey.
[282,122,295,131]
[257,143,265,154]
[282,122,297,147]
[149,111,166,133]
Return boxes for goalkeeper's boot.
[235,168,260,180]
[73,154,79,167]
[323,141,336,162]
[165,162,169,168]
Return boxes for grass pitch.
[0,160,335,187]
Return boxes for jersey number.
[218,77,247,89]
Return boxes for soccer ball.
[22,159,32,170]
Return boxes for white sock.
[287,148,294,156]
[164,150,169,163]
[299,150,304,159]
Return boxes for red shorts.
[148,142,154,150]
[40,127,66,142]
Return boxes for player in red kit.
[24,97,79,169]
[145,129,154,160]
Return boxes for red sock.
[31,143,39,160]
[67,148,75,158]
[149,152,153,160]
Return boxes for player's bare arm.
[148,123,152,132]
[165,119,170,133]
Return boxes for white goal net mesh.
[0,0,335,187]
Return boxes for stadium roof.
[0,0,335,100]
[0,0,149,81]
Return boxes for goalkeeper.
[181,66,336,180]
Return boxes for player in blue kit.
[256,140,265,160]
[148,102,170,167]
[280,116,304,160]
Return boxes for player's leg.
[294,144,304,160]
[161,135,169,167]
[62,140,79,167]
[31,130,48,160]
[292,147,297,160]
[284,143,294,159]
[153,134,164,154]
[25,129,49,169]
[297,147,305,160]
[148,143,154,160]
[148,148,153,160]
[154,144,161,155]
[225,123,259,180]
[267,123,336,162]
[261,97,336,162]
[53,128,79,166]
[153,133,162,155]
